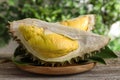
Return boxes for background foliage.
[0,0,120,51]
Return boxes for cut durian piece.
[19,24,79,58]
[59,15,95,31]
[9,18,109,63]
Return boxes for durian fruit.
[9,16,109,67]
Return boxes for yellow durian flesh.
[19,25,79,58]
[60,15,94,31]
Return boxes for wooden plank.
[0,52,119,80]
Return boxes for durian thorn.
[13,36,18,40]
[7,24,10,28]
[78,56,82,60]
[74,58,77,62]
[17,41,22,44]
[20,48,23,51]
[87,54,90,58]
[84,55,87,59]
[51,63,55,67]
[32,57,36,61]
[44,63,48,66]
[24,53,28,56]
[64,61,68,65]
[91,53,95,57]
[37,61,41,64]
[15,39,21,42]
[30,56,34,60]
[98,50,101,53]
[68,60,72,64]
[8,31,14,36]
[94,51,97,54]
[40,61,45,65]
[56,63,60,67]
[15,38,21,41]
[9,30,15,34]
[15,39,20,41]
[23,46,28,50]
[61,62,65,66]
[71,58,75,63]
[81,56,85,60]
[89,53,93,57]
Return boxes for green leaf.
[88,56,106,64]
[87,46,118,64]
[93,46,118,59]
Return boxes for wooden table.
[0,52,119,80]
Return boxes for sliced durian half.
[9,18,109,64]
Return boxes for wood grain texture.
[0,52,120,80]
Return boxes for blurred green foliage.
[0,0,120,51]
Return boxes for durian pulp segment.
[19,25,79,59]
[60,15,95,31]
